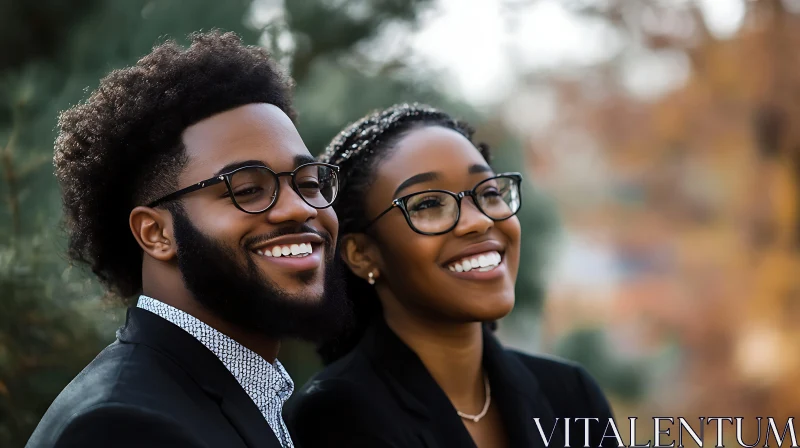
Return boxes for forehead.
[377,125,487,187]
[180,103,309,178]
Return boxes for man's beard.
[172,209,351,343]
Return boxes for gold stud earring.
[368,271,376,285]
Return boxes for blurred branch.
[1,106,21,240]
[18,155,51,181]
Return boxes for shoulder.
[28,341,208,447]
[28,401,205,448]
[509,349,586,383]
[53,339,195,405]
[287,350,388,421]
[286,378,402,448]
[508,350,613,418]
[285,352,403,447]
[289,377,383,422]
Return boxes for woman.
[285,104,614,448]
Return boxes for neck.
[142,264,281,363]
[383,305,486,414]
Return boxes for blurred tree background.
[0,1,556,445]
[523,0,800,433]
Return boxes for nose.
[452,196,493,237]
[265,177,317,224]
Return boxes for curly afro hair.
[54,30,295,301]
[316,103,492,364]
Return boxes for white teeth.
[255,243,317,258]
[448,251,502,273]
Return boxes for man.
[26,31,348,448]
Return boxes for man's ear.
[129,206,177,262]
[340,233,382,281]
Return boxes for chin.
[482,301,515,322]
[283,266,322,284]
[458,293,515,323]
[288,283,326,303]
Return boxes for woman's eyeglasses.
[365,173,522,236]
[147,162,340,214]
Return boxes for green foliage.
[0,0,102,73]
[285,0,432,80]
[294,59,468,155]
[0,237,119,446]
[554,328,645,401]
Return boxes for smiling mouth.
[446,250,502,273]
[252,243,315,258]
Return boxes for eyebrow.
[394,172,439,197]
[469,164,492,174]
[294,154,316,166]
[214,160,264,177]
[393,164,494,197]
[214,154,318,177]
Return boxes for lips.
[441,240,505,268]
[249,232,325,272]
[250,232,323,251]
[440,240,507,280]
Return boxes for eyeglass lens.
[404,176,520,234]
[228,164,338,212]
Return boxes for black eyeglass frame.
[147,162,340,214]
[364,172,523,236]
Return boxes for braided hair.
[317,103,492,364]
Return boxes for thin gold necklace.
[456,375,491,423]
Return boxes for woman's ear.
[340,233,382,282]
[129,206,177,262]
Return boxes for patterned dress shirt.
[137,295,295,448]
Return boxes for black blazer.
[27,307,283,448]
[285,319,615,448]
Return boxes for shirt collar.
[136,296,295,415]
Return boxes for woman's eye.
[480,187,501,198]
[410,197,443,211]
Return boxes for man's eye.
[298,181,321,190]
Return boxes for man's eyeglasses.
[147,162,340,214]
[365,173,523,236]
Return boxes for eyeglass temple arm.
[147,176,225,208]
[364,200,401,230]
[500,172,523,181]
